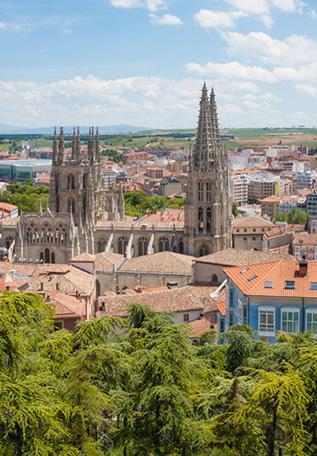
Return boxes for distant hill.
[0,124,151,135]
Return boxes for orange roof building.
[223,258,317,343]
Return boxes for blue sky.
[1,0,317,128]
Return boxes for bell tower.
[184,83,232,257]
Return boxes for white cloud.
[110,0,142,7]
[63,28,72,35]
[152,14,182,25]
[0,75,283,129]
[308,10,317,19]
[146,0,166,12]
[194,9,236,28]
[0,22,6,30]
[186,60,317,84]
[223,31,317,65]
[110,0,166,11]
[296,84,317,97]
[223,0,273,27]
[270,0,304,13]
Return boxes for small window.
[310,282,317,290]
[247,274,257,282]
[244,228,247,232]
[252,236,256,241]
[253,228,256,232]
[285,280,295,289]
[53,320,64,331]
[236,229,240,233]
[264,280,272,288]
[183,313,189,322]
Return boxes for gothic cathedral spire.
[185,83,232,257]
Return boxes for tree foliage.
[0,182,49,213]
[2,292,317,455]
[124,190,184,218]
[275,207,308,224]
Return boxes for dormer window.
[285,280,295,289]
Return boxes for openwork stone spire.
[193,82,213,169]
[210,87,220,141]
[52,127,58,165]
[75,126,81,163]
[71,127,76,160]
[57,127,64,165]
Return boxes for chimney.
[298,256,308,277]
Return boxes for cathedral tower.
[184,83,232,256]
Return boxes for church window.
[212,274,218,283]
[158,237,169,252]
[206,182,212,202]
[83,174,88,189]
[199,244,210,257]
[98,240,106,252]
[138,237,148,256]
[5,237,14,249]
[67,174,75,190]
[51,252,55,264]
[179,239,184,254]
[206,208,212,233]
[198,182,204,202]
[198,207,203,232]
[44,248,50,263]
[118,237,128,255]
[40,252,44,262]
[68,198,76,214]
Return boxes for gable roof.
[98,285,219,317]
[120,251,194,274]
[195,248,293,266]
[233,216,274,229]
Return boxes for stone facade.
[2,85,231,263]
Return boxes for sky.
[1,0,317,129]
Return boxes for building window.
[178,239,184,254]
[198,207,203,232]
[183,313,189,322]
[199,244,209,257]
[198,182,204,202]
[118,237,128,255]
[258,307,275,336]
[68,198,76,214]
[206,181,212,201]
[67,174,75,190]
[306,310,317,337]
[206,207,212,233]
[138,237,148,256]
[211,274,218,283]
[281,309,300,334]
[54,320,64,331]
[158,237,169,252]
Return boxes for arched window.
[158,237,169,252]
[199,244,210,257]
[96,279,101,298]
[179,239,184,254]
[68,198,76,214]
[83,174,88,189]
[67,174,75,190]
[138,237,148,256]
[5,237,13,249]
[118,237,128,255]
[211,274,218,284]
[44,248,50,263]
[206,182,212,202]
[97,240,106,253]
[206,207,212,233]
[198,207,203,232]
[197,182,204,202]
[40,251,44,262]
[51,252,55,264]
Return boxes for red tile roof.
[224,260,317,298]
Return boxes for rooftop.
[98,285,219,317]
[233,216,275,229]
[120,251,194,274]
[195,248,293,266]
[224,260,317,298]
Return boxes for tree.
[275,208,308,225]
[232,202,238,217]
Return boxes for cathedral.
[2,84,232,263]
